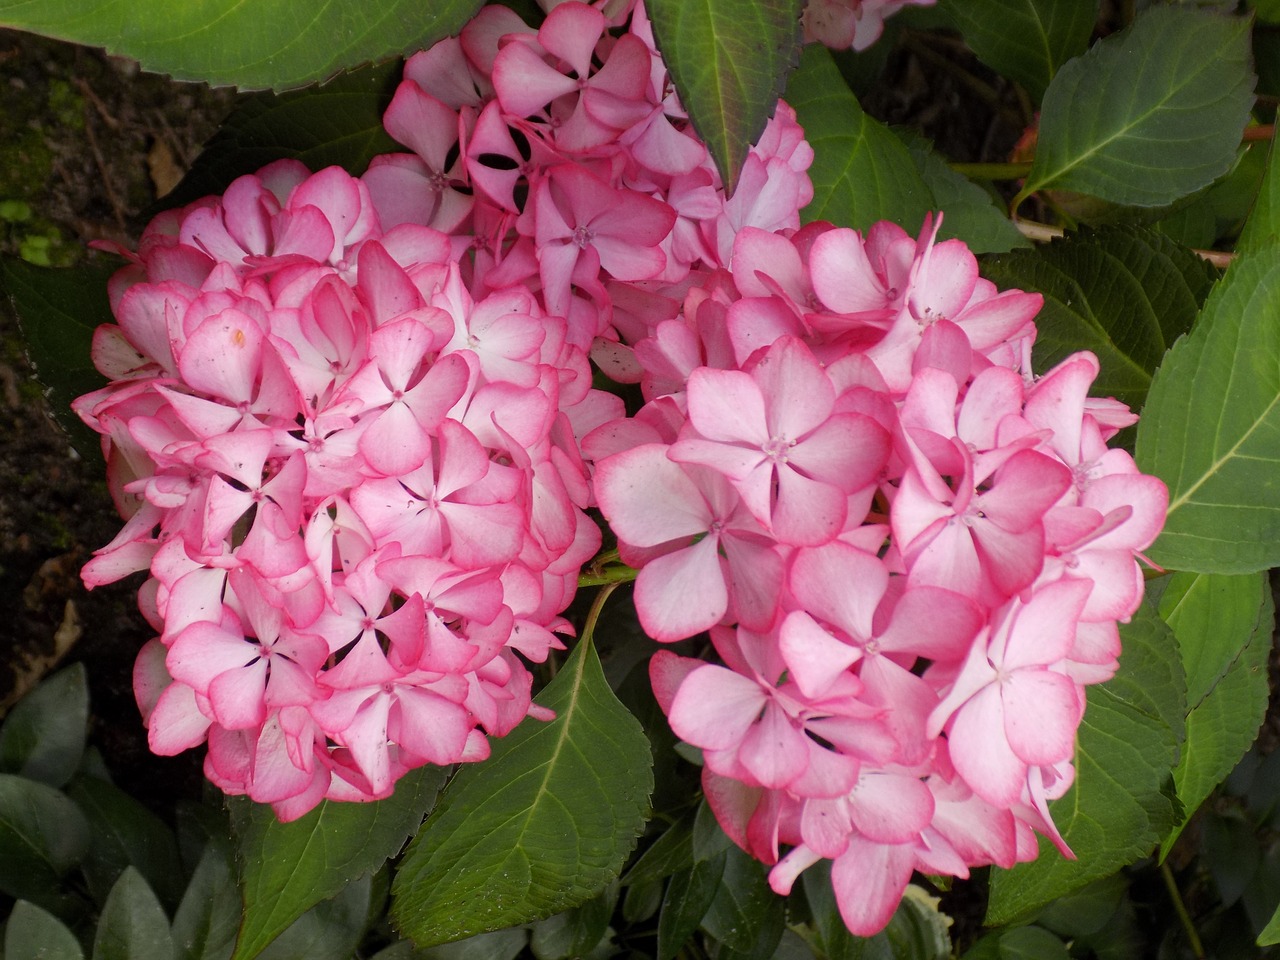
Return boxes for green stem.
[578,564,639,588]
[581,579,622,646]
[1161,861,1205,960]
[949,161,1033,180]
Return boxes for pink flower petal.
[1002,669,1083,766]
[948,684,1025,807]
[830,835,917,937]
[668,664,766,751]
[634,535,728,641]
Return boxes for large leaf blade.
[391,635,653,947]
[985,601,1185,924]
[0,0,484,91]
[699,845,784,958]
[229,764,446,960]
[1237,127,1280,255]
[0,774,91,903]
[787,44,932,231]
[172,841,241,960]
[0,663,89,789]
[980,226,1215,411]
[942,0,1097,102]
[92,867,175,960]
[1136,249,1280,572]
[1019,6,1254,207]
[646,0,804,194]
[897,129,1029,255]
[4,900,85,960]
[1155,572,1273,856]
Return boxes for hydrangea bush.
[6,0,1280,957]
[66,0,1166,934]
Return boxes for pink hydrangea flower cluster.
[591,212,1172,931]
[592,211,1167,933]
[72,158,604,819]
[73,0,1168,936]
[72,0,809,821]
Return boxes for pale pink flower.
[670,337,889,545]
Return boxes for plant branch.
[578,564,639,588]
[950,161,1033,180]
[1161,861,1206,960]
[581,580,622,645]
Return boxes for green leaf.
[884,888,952,960]
[68,776,185,913]
[645,0,803,194]
[391,635,654,948]
[1202,811,1258,907]
[1018,6,1254,208]
[413,929,529,960]
[0,258,114,458]
[1034,874,1126,938]
[0,0,484,91]
[980,226,1216,410]
[962,926,1070,960]
[228,763,445,960]
[406,929,530,960]
[92,867,176,960]
[254,876,370,960]
[786,44,932,232]
[0,773,91,902]
[0,663,89,788]
[699,845,784,958]
[1155,141,1268,250]
[164,63,402,209]
[1260,898,1280,945]
[171,841,241,960]
[657,854,725,960]
[896,130,1029,254]
[4,900,85,960]
[622,875,663,924]
[528,884,617,959]
[1136,249,1280,572]
[800,862,893,960]
[1237,129,1280,255]
[985,601,1185,924]
[1155,572,1273,856]
[621,815,694,887]
[942,0,1097,102]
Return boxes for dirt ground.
[0,28,235,798]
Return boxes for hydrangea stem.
[1161,861,1206,959]
[578,553,639,587]
[582,580,622,644]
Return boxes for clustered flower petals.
[595,207,1166,936]
[77,0,1166,939]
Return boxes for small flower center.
[762,435,794,463]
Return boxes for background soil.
[0,29,234,802]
